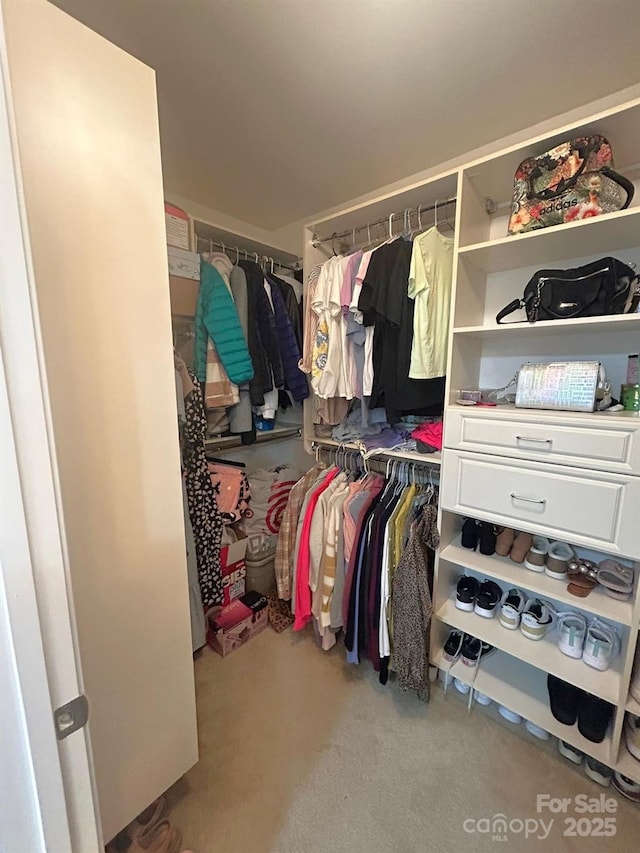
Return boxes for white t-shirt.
[408,227,454,379]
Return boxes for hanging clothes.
[178,358,225,607]
[194,259,254,385]
[279,453,438,701]
[408,227,454,380]
[239,259,284,406]
[391,504,438,702]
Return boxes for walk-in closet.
[3,2,640,852]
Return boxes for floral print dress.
[182,365,224,607]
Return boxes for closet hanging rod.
[195,234,301,272]
[311,196,457,248]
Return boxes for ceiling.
[51,0,640,231]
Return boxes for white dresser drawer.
[444,407,640,474]
[441,449,640,558]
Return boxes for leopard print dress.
[391,503,438,702]
[183,368,224,607]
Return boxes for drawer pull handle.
[516,435,553,445]
[510,492,546,505]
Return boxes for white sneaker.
[498,588,526,630]
[474,691,492,706]
[557,612,587,659]
[454,677,470,694]
[582,619,619,672]
[524,536,551,572]
[520,598,556,641]
[498,705,522,724]
[625,713,640,762]
[524,719,549,740]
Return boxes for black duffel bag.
[496,256,639,324]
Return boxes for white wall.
[302,82,640,231]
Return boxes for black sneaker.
[547,675,586,726]
[474,579,503,619]
[584,757,613,787]
[461,518,479,550]
[461,635,495,667]
[558,740,584,765]
[455,575,479,612]
[443,629,464,663]
[478,522,497,556]
[577,693,614,744]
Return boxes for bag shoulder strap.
[496,298,524,324]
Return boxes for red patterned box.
[220,538,247,606]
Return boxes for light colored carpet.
[168,628,640,853]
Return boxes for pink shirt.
[293,467,340,630]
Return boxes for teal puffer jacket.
[194,260,254,384]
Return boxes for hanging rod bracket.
[485,197,498,215]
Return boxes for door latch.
[54,694,89,740]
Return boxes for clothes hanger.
[447,197,456,232]
[235,247,240,264]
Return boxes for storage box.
[220,538,247,606]
[206,591,268,657]
[165,202,190,249]
[169,275,199,317]
[168,246,200,280]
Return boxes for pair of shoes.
[523,536,574,579]
[596,559,635,601]
[556,742,613,786]
[613,773,640,802]
[495,528,532,562]
[461,518,496,555]
[497,588,556,639]
[456,576,502,618]
[566,559,598,598]
[557,614,620,671]
[442,629,495,710]
[625,713,640,762]
[443,630,495,668]
[547,675,614,743]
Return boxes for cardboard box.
[207,591,268,657]
[220,538,247,606]
[165,202,190,250]
[168,246,200,280]
[169,275,199,317]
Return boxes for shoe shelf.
[435,599,622,704]
[431,643,613,766]
[626,693,640,715]
[615,743,640,785]
[439,542,634,626]
[457,206,640,273]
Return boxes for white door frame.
[0,2,101,849]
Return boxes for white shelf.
[615,743,640,784]
[431,645,613,765]
[439,542,634,626]
[453,313,640,340]
[435,599,622,703]
[312,436,442,466]
[204,426,300,452]
[627,693,640,715]
[458,206,640,273]
[445,403,640,426]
